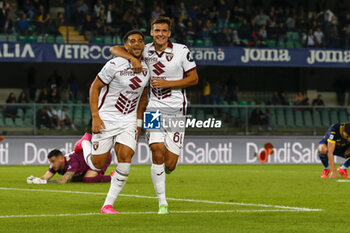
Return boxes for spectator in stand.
[17,90,29,114]
[47,106,60,129]
[238,18,252,43]
[343,23,350,48]
[105,3,116,35]
[151,5,165,20]
[2,13,13,33]
[293,92,304,105]
[270,91,281,105]
[212,81,224,104]
[224,79,239,103]
[18,13,29,35]
[71,6,85,27]
[312,94,325,106]
[37,87,49,103]
[325,15,339,48]
[36,4,50,34]
[186,19,196,40]
[76,0,89,13]
[48,87,60,104]
[177,2,187,21]
[285,14,297,31]
[82,14,95,41]
[187,4,199,22]
[173,17,186,44]
[201,79,211,104]
[231,6,243,23]
[254,9,270,27]
[314,27,324,47]
[250,105,268,131]
[276,22,287,42]
[94,0,105,16]
[302,29,316,48]
[5,92,18,123]
[95,8,106,35]
[278,91,289,105]
[258,25,268,44]
[49,12,64,35]
[217,0,230,30]
[36,107,55,129]
[21,0,35,19]
[56,106,76,130]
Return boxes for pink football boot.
[74,133,92,153]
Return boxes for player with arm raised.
[110,16,199,214]
[318,122,350,179]
[85,30,150,214]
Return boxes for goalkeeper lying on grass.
[27,133,112,184]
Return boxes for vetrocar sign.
[1,42,350,67]
[0,136,346,165]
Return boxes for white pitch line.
[336,180,350,182]
[0,209,307,219]
[0,187,322,212]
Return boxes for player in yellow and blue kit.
[318,123,350,178]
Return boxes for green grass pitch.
[0,164,349,233]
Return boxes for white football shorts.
[146,115,185,155]
[91,121,137,155]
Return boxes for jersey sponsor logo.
[115,93,139,114]
[129,76,142,90]
[152,61,165,75]
[145,57,157,63]
[151,86,171,100]
[120,69,135,76]
[92,141,99,151]
[166,53,174,61]
[186,51,194,62]
[143,110,161,129]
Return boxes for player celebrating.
[318,122,350,178]
[27,133,112,184]
[85,30,150,214]
[109,16,199,214]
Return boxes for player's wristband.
[137,119,143,128]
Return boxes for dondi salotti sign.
[0,136,347,165]
[1,42,350,67]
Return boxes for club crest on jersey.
[166,53,174,61]
[142,68,148,76]
[92,141,99,151]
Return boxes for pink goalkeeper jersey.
[143,41,197,115]
[97,57,150,122]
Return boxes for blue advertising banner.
[0,42,350,68]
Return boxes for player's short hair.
[48,149,63,159]
[344,123,350,135]
[123,30,144,43]
[151,16,172,31]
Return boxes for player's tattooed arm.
[110,45,142,73]
[40,170,54,181]
[47,172,75,183]
[151,69,198,89]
